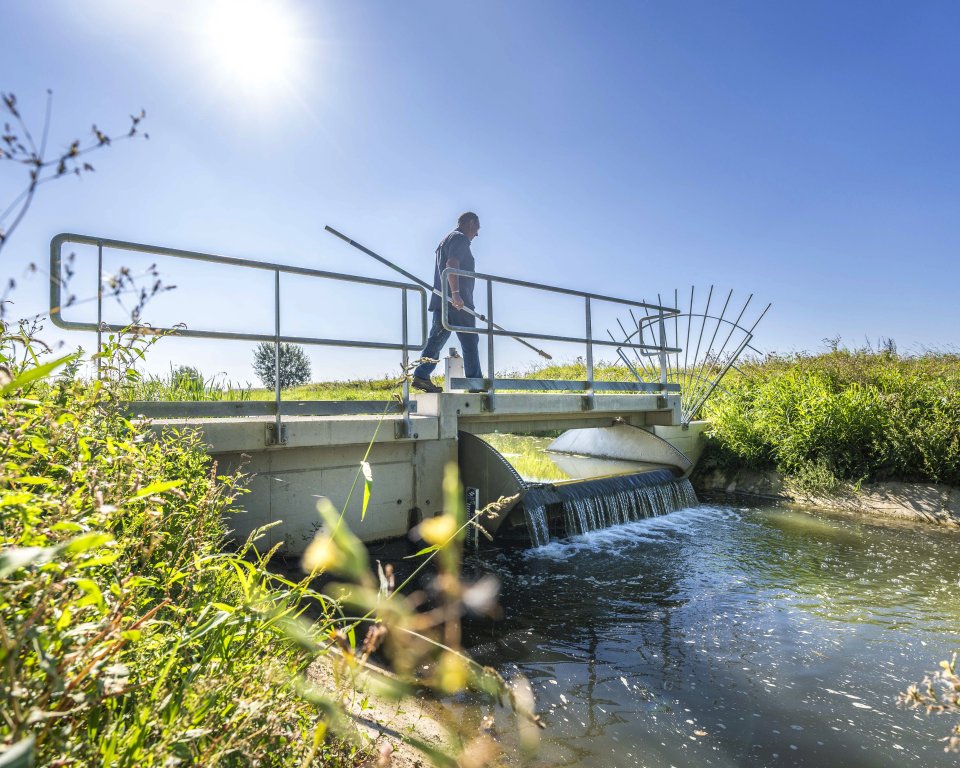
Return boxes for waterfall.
[521,470,698,547]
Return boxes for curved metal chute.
[547,424,693,477]
[457,431,525,536]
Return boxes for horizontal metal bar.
[443,267,680,315]
[440,322,681,352]
[449,378,680,393]
[52,319,425,351]
[123,400,415,419]
[51,233,422,291]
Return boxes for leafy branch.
[0,90,148,257]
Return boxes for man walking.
[411,212,483,393]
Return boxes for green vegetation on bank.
[129,360,631,403]
[0,337,361,766]
[700,348,960,491]
[1,330,539,767]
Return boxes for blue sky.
[2,0,958,384]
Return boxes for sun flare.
[198,0,305,94]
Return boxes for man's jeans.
[412,308,482,381]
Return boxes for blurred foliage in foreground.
[698,348,960,492]
[0,328,362,766]
[0,325,540,767]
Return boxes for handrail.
[49,233,429,442]
[440,266,681,405]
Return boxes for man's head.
[457,211,480,240]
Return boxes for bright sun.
[198,0,305,94]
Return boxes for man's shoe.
[412,377,442,394]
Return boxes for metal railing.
[49,233,428,443]
[440,266,681,408]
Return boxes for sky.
[1,0,958,385]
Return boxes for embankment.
[694,467,960,526]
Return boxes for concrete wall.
[213,438,456,553]
[648,421,709,466]
[152,413,455,555]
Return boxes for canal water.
[463,501,960,767]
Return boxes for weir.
[520,473,698,547]
[48,232,764,552]
[458,430,700,547]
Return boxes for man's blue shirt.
[428,230,475,311]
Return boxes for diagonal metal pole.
[619,316,656,380]
[673,288,680,391]
[684,300,771,423]
[684,301,771,422]
[611,337,645,384]
[685,333,754,424]
[657,293,671,388]
[706,293,755,401]
[687,285,713,418]
[325,226,552,359]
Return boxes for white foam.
[525,505,737,559]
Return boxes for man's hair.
[457,211,479,229]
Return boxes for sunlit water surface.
[463,503,960,767]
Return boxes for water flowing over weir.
[520,471,699,547]
[458,432,700,548]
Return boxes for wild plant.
[901,654,960,753]
[1,90,147,263]
[0,326,371,766]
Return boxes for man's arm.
[444,234,472,310]
[445,256,464,310]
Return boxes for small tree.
[252,342,311,389]
[171,365,202,387]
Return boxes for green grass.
[127,347,960,493]
[244,376,403,401]
[0,338,363,767]
[130,359,637,402]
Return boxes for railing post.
[272,269,285,445]
[659,311,668,390]
[401,289,412,438]
[585,296,594,400]
[486,278,495,411]
[96,241,103,381]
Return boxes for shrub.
[1,327,539,767]
[252,342,311,389]
[700,349,960,489]
[0,330,355,766]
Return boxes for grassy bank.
[699,349,960,491]
[132,348,960,495]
